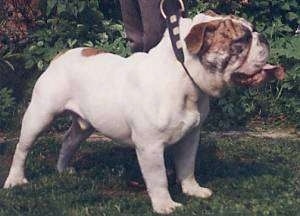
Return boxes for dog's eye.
[230,44,244,55]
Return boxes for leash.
[160,0,199,87]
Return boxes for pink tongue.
[248,64,286,86]
[262,64,286,80]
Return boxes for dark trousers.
[119,0,166,52]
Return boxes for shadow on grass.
[0,136,283,190]
[196,140,278,184]
[69,139,278,189]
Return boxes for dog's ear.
[184,20,220,54]
[184,23,207,54]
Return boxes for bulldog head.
[184,11,285,96]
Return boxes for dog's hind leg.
[3,100,57,188]
[57,115,94,173]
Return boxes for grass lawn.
[0,133,299,215]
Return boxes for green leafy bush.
[0,0,299,131]
[23,0,129,73]
[0,88,16,130]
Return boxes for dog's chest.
[164,111,200,144]
[162,95,209,145]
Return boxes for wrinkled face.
[185,12,285,90]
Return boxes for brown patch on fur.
[81,48,106,57]
[185,19,250,54]
[185,20,230,54]
[185,18,252,73]
[210,20,246,49]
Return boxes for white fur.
[4,14,264,214]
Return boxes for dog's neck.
[149,16,226,98]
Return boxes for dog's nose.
[258,33,269,49]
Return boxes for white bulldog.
[4,11,284,214]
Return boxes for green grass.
[0,134,299,215]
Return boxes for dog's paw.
[62,166,76,174]
[183,185,213,198]
[153,200,182,214]
[66,167,76,174]
[57,165,76,174]
[3,177,28,189]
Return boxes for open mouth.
[231,71,261,86]
[231,64,285,87]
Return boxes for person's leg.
[119,0,144,52]
[138,0,166,52]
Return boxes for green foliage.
[0,0,299,131]
[0,88,16,130]
[23,0,129,73]
[0,46,16,89]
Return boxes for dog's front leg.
[173,127,213,198]
[135,145,182,214]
